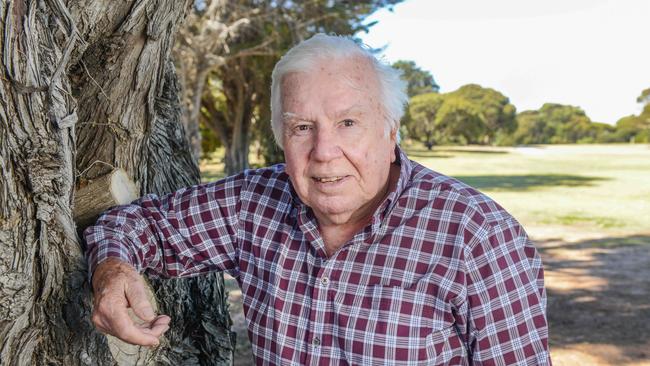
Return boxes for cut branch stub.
[74,168,138,230]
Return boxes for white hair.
[270,33,408,149]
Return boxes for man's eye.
[292,124,313,134]
[342,119,355,127]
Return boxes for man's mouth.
[312,176,345,183]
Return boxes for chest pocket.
[333,278,454,364]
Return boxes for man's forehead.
[282,57,375,85]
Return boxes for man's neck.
[319,219,370,257]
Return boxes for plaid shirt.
[86,148,550,365]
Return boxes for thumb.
[125,277,156,322]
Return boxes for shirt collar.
[380,145,412,216]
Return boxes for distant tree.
[637,88,650,105]
[615,115,650,143]
[435,95,486,145]
[580,122,617,143]
[392,60,439,97]
[510,103,596,144]
[614,88,650,143]
[407,92,486,148]
[510,110,552,144]
[408,93,444,149]
[448,84,516,144]
[552,110,592,143]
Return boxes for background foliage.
[181,1,648,173]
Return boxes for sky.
[357,0,650,124]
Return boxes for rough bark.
[0,0,113,364]
[1,0,234,365]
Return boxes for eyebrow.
[281,104,366,123]
[281,112,314,123]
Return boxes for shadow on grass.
[453,174,608,191]
[404,151,452,159]
[539,235,650,251]
[405,147,508,159]
[538,234,650,361]
[439,148,509,155]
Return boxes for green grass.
[200,143,650,239]
[199,147,228,182]
[400,142,650,236]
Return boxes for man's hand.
[91,258,171,347]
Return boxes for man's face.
[281,57,397,226]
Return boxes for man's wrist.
[91,257,138,292]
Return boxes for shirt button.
[320,276,329,286]
[312,337,321,347]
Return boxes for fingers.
[126,277,156,322]
[111,307,163,346]
[93,309,171,346]
[93,300,171,346]
[141,315,171,338]
[91,259,171,347]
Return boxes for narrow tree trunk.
[1,1,234,364]
[226,108,251,176]
[182,65,211,162]
[222,60,252,176]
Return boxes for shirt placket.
[296,199,389,365]
[295,206,329,364]
[306,257,331,365]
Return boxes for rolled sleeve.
[84,173,246,281]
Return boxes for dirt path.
[224,229,650,365]
[530,227,650,365]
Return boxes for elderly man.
[87,34,550,365]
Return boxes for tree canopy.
[177,0,404,173]
[392,60,439,97]
[448,84,516,144]
[405,84,515,147]
[405,84,650,147]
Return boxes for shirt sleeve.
[463,218,551,365]
[84,173,246,281]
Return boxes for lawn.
[400,143,650,239]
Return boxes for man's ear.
[390,127,398,163]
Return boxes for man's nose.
[311,127,342,162]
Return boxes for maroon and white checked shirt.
[86,147,551,365]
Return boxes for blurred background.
[177,1,649,365]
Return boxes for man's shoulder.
[406,161,515,227]
[241,163,289,183]
[237,164,294,202]
[195,164,290,199]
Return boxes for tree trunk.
[0,1,234,365]
[225,101,251,176]
[180,62,211,162]
[0,0,114,363]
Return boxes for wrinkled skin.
[282,56,398,253]
[91,258,170,346]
